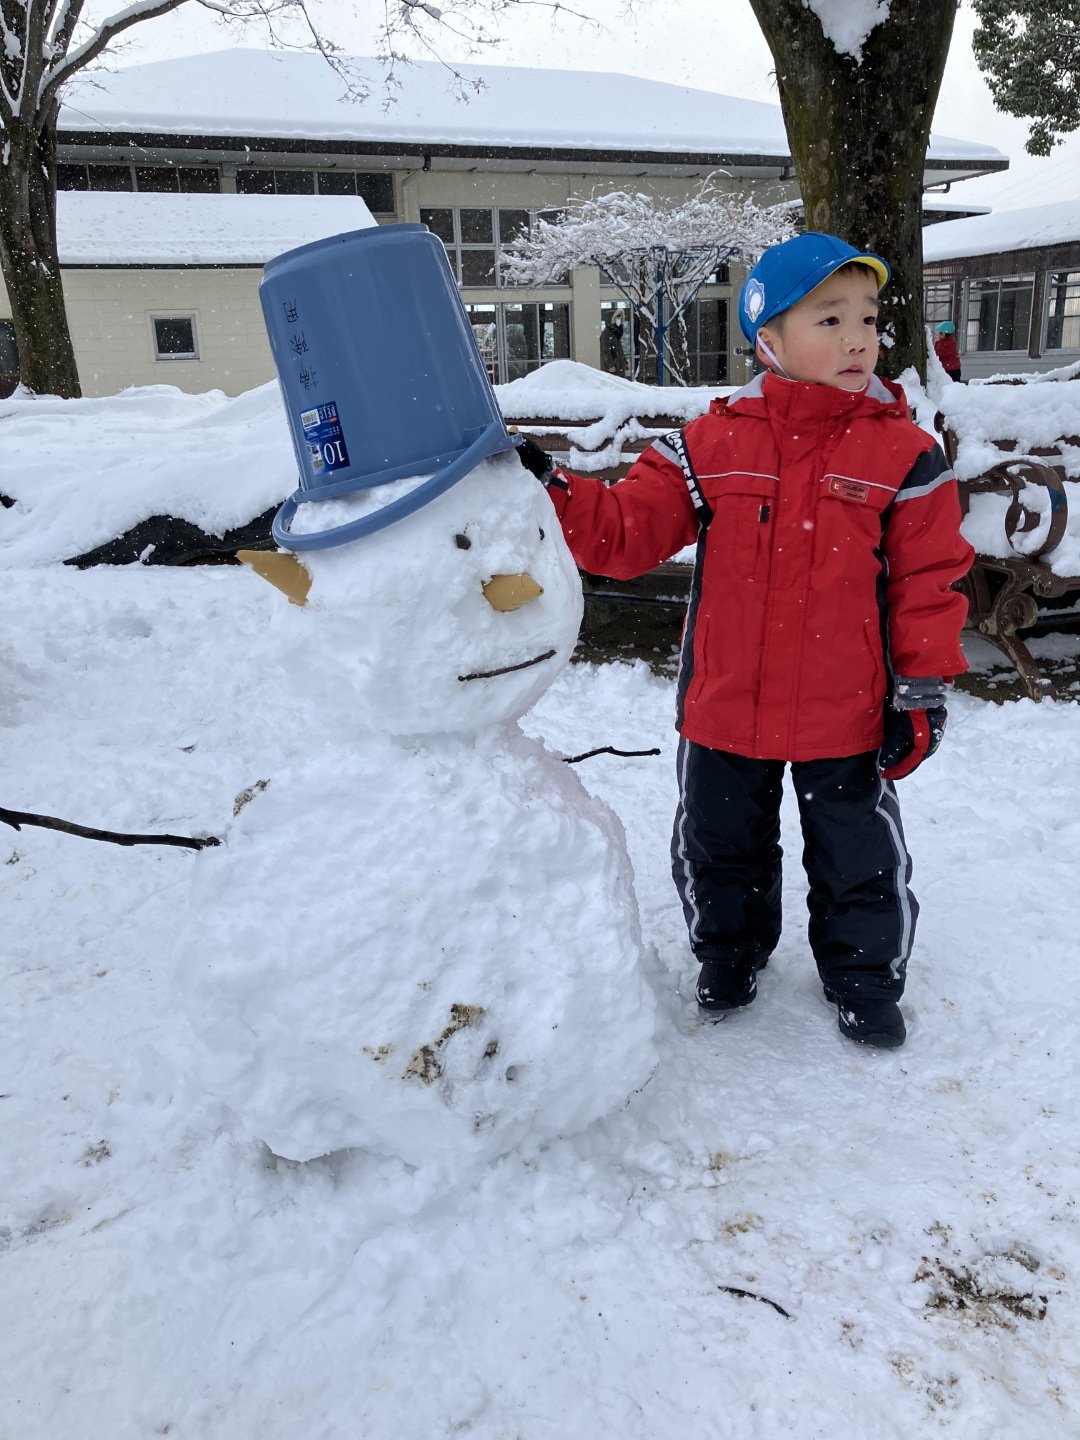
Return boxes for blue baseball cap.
[739,232,890,345]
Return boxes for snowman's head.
[259,452,583,736]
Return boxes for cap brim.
[861,255,890,290]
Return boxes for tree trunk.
[748,0,960,381]
[0,106,82,398]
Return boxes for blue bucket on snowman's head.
[260,223,517,551]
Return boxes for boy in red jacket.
[517,232,973,1049]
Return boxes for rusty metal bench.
[937,420,1079,701]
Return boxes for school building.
[0,48,1008,398]
[922,201,1080,380]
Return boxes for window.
[234,168,395,212]
[964,275,1034,352]
[316,171,395,213]
[421,207,561,289]
[178,168,221,195]
[613,299,728,385]
[136,166,180,193]
[152,316,198,361]
[274,170,316,196]
[317,171,356,198]
[465,302,571,383]
[357,173,395,214]
[87,165,135,192]
[1045,271,1080,351]
[57,163,135,191]
[682,299,729,385]
[57,163,91,191]
[235,169,279,196]
[60,162,219,193]
[134,166,220,193]
[924,282,955,327]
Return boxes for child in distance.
[516,231,974,1049]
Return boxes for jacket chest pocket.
[704,474,778,582]
[811,476,892,589]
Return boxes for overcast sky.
[104,0,1078,213]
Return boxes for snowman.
[174,450,657,1171]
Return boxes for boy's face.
[756,268,881,391]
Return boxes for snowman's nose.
[482,573,544,612]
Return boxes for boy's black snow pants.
[671,739,917,1001]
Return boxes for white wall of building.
[0,268,273,398]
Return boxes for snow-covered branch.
[40,0,192,107]
[501,183,794,383]
[501,184,794,287]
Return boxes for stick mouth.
[458,649,557,682]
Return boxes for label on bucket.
[300,402,351,476]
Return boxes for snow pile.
[803,0,891,61]
[0,383,296,567]
[972,359,1080,386]
[0,371,728,571]
[175,453,656,1167]
[496,357,727,423]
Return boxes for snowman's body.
[176,453,656,1168]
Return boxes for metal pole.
[656,253,666,387]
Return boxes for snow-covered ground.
[4,569,1080,1438]
[3,384,1080,1437]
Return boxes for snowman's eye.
[539,527,545,541]
[454,533,472,550]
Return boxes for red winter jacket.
[547,372,974,761]
[934,333,962,372]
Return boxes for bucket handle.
[272,422,514,552]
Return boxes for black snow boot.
[696,954,766,1013]
[834,996,906,1049]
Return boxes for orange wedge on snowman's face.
[237,551,543,618]
[236,550,312,607]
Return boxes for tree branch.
[1,803,221,851]
[45,0,88,73]
[39,0,191,109]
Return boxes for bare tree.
[748,0,961,381]
[502,183,793,384]
[0,0,583,397]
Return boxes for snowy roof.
[56,191,376,265]
[59,50,1006,175]
[923,201,1080,263]
[922,199,992,215]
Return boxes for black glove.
[879,677,947,781]
[513,434,556,484]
